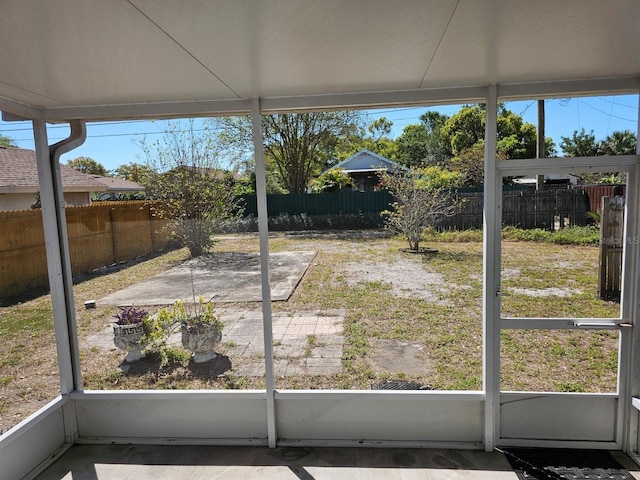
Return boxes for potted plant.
[156,298,224,363]
[112,305,150,362]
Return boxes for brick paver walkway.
[88,309,345,377]
[219,309,344,377]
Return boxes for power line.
[518,101,536,117]
[7,127,220,144]
[0,119,158,133]
[594,96,638,109]
[577,99,638,124]
[3,109,432,133]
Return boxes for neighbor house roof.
[88,175,146,192]
[0,147,109,194]
[326,150,404,175]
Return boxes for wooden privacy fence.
[439,188,590,231]
[0,189,594,300]
[598,196,625,300]
[0,201,173,301]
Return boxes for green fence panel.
[240,188,588,230]
[240,190,394,217]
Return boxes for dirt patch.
[369,339,433,378]
[341,256,450,303]
[510,287,583,297]
[501,268,521,279]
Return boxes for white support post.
[483,84,501,451]
[32,119,80,443]
[622,95,640,455]
[49,120,86,393]
[252,98,277,448]
[621,163,639,452]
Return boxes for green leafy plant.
[144,306,181,354]
[162,298,224,333]
[112,305,149,326]
[310,168,351,193]
[145,296,224,360]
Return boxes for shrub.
[310,168,351,193]
[380,167,461,251]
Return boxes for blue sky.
[1,94,637,172]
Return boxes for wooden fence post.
[598,196,625,300]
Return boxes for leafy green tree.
[362,117,399,160]
[441,105,485,156]
[368,117,393,141]
[396,124,429,168]
[138,120,241,257]
[322,117,397,164]
[214,112,363,194]
[230,175,256,196]
[441,104,554,159]
[396,111,450,168]
[310,168,351,193]
[415,166,462,190]
[450,144,508,187]
[562,129,637,183]
[379,166,460,251]
[113,162,155,186]
[496,109,537,158]
[0,133,16,147]
[66,156,108,176]
[560,128,598,157]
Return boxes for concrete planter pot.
[181,322,222,363]
[113,323,148,362]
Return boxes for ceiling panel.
[0,0,637,120]
[133,0,456,97]
[425,0,640,86]
[0,0,237,106]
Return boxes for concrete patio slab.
[98,251,316,306]
[33,444,530,480]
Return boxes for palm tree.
[598,130,637,156]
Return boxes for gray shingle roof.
[0,147,109,193]
[89,175,145,192]
[325,149,404,174]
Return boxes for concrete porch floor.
[33,445,640,480]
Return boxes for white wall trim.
[3,77,636,122]
[497,155,639,175]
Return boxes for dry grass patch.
[0,230,622,432]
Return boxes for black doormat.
[500,448,634,480]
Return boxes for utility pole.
[536,99,545,190]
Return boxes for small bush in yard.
[379,167,461,251]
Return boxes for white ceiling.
[0,0,638,121]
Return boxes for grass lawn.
[0,228,621,432]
